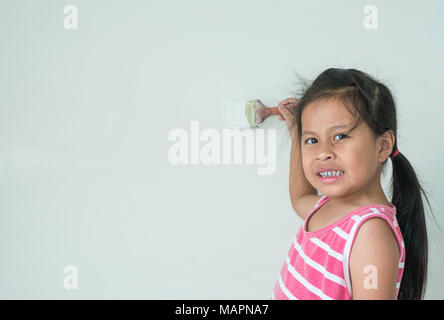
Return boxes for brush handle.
[267,106,281,116]
[255,105,283,126]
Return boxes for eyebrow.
[302,124,351,137]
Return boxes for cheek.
[346,153,376,182]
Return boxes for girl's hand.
[277,98,299,140]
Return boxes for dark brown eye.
[334,133,348,141]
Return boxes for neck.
[326,171,390,207]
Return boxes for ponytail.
[391,150,437,299]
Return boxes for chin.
[319,188,345,198]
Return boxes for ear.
[378,129,395,162]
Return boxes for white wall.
[0,0,443,299]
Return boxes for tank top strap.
[314,194,329,209]
[304,194,330,224]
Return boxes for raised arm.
[278,98,319,219]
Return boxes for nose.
[316,149,335,161]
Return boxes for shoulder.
[349,217,400,299]
[354,216,400,248]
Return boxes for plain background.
[1,0,443,299]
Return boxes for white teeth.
[320,170,344,177]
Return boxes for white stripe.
[315,195,326,207]
[278,274,298,300]
[333,226,349,240]
[310,237,343,261]
[393,216,398,228]
[396,282,400,289]
[343,209,387,298]
[293,239,346,287]
[399,261,405,268]
[285,257,334,300]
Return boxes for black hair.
[288,68,440,300]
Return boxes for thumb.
[278,105,293,118]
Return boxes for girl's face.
[300,98,390,202]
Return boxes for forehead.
[301,98,357,132]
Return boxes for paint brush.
[225,99,282,129]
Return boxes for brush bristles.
[225,99,251,129]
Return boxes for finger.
[278,106,293,116]
[277,98,293,106]
[278,108,293,121]
[283,105,298,115]
[278,98,299,106]
[278,103,297,111]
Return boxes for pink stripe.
[279,263,323,300]
[272,279,289,300]
[272,195,406,300]
[290,239,344,278]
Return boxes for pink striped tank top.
[271,195,405,300]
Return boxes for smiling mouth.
[318,171,344,178]
[317,171,345,178]
[317,171,345,184]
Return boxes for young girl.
[271,68,433,300]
